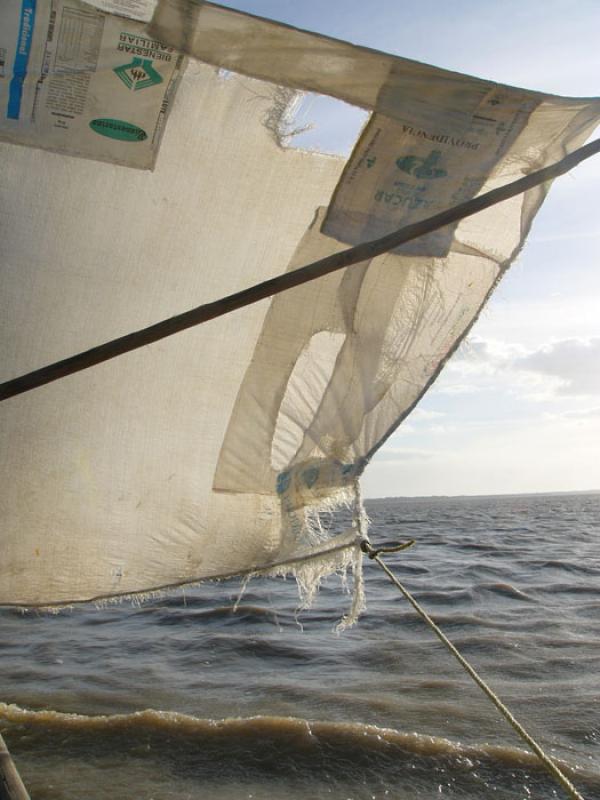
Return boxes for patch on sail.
[321,86,538,256]
[0,0,184,169]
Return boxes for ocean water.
[1,492,599,799]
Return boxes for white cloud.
[543,406,600,421]
[514,338,600,396]
[472,295,600,349]
[529,230,600,244]
[406,408,446,423]
[375,447,434,462]
[435,341,543,401]
[365,413,600,497]
[440,336,600,401]
[446,337,526,378]
[370,334,600,496]
[435,382,483,396]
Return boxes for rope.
[360,539,585,800]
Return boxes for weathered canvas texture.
[1,0,599,605]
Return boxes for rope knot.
[360,539,416,559]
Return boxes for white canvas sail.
[1,0,599,609]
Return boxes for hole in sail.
[283,93,370,157]
[271,331,346,472]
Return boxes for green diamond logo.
[113,57,162,91]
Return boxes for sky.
[216,0,600,498]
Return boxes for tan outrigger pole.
[0,734,30,800]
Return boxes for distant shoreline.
[366,489,600,502]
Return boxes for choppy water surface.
[1,492,599,799]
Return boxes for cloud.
[435,382,483,396]
[529,230,600,244]
[440,336,600,400]
[544,406,600,421]
[446,337,526,376]
[374,447,434,462]
[474,294,600,352]
[514,338,600,396]
[407,408,445,422]
[365,410,600,498]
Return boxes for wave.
[474,582,534,601]
[1,702,598,786]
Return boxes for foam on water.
[2,703,600,800]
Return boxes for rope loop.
[360,538,415,559]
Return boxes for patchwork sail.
[1,0,599,610]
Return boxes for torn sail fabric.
[0,0,599,607]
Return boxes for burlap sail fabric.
[0,0,599,608]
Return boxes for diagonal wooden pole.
[0,734,30,800]
[1,138,599,403]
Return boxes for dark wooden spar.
[1,137,599,403]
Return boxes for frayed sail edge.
[254,477,369,630]
[12,484,369,629]
[259,532,365,632]
[15,534,366,629]
[262,86,312,148]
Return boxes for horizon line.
[365,488,599,501]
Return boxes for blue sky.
[216,0,600,497]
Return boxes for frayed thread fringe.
[263,86,312,147]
